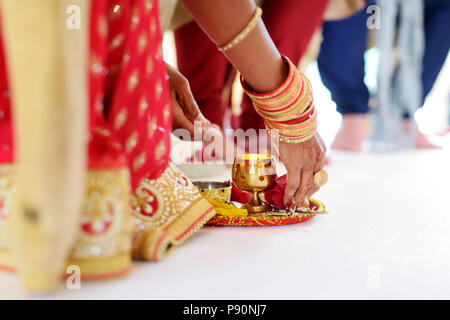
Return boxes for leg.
[407,0,450,148]
[318,3,372,151]
[421,0,450,102]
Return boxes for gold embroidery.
[156,45,162,60]
[148,117,157,138]
[95,101,104,115]
[97,16,108,39]
[131,162,216,261]
[146,57,154,75]
[155,140,166,160]
[131,163,200,229]
[70,168,131,261]
[0,166,132,279]
[139,96,149,117]
[155,79,163,101]
[125,131,138,153]
[90,53,105,75]
[115,109,127,130]
[138,32,148,54]
[93,126,111,137]
[163,103,170,123]
[110,4,122,20]
[122,50,130,65]
[132,152,146,172]
[144,0,154,13]
[128,70,139,92]
[131,6,139,30]
[109,34,124,51]
[150,17,157,36]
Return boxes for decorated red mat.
[207,198,324,227]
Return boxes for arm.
[182,0,327,207]
[182,0,287,93]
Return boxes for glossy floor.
[1,146,450,299]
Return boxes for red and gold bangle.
[241,54,318,144]
[266,113,317,138]
[251,71,312,111]
[253,91,313,122]
[266,106,316,132]
[270,130,316,144]
[241,56,296,101]
[242,57,313,122]
[267,118,317,138]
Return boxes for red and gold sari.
[0,0,214,288]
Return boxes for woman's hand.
[166,63,210,136]
[277,132,326,207]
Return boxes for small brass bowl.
[193,181,232,203]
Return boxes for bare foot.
[402,119,441,149]
[331,114,369,152]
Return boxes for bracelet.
[271,131,316,144]
[241,57,313,122]
[241,54,318,144]
[218,7,263,52]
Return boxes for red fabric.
[207,212,315,227]
[263,174,288,209]
[0,17,12,164]
[174,21,233,127]
[175,0,329,131]
[89,0,172,189]
[227,181,252,204]
[0,0,172,190]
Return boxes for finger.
[283,167,301,207]
[178,81,209,125]
[309,153,324,200]
[313,140,326,173]
[306,185,320,200]
[294,167,314,206]
[307,157,325,200]
[175,114,195,137]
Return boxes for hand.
[276,132,326,207]
[166,63,210,137]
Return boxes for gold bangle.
[219,7,263,52]
[269,130,316,144]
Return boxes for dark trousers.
[318,0,450,115]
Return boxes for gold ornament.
[313,170,328,188]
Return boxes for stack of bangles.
[217,6,317,144]
[241,55,317,144]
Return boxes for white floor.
[1,146,450,299]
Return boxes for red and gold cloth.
[0,0,172,188]
[207,198,323,227]
[0,0,215,281]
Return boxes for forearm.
[182,0,287,93]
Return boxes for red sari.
[0,0,215,281]
[0,0,172,188]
